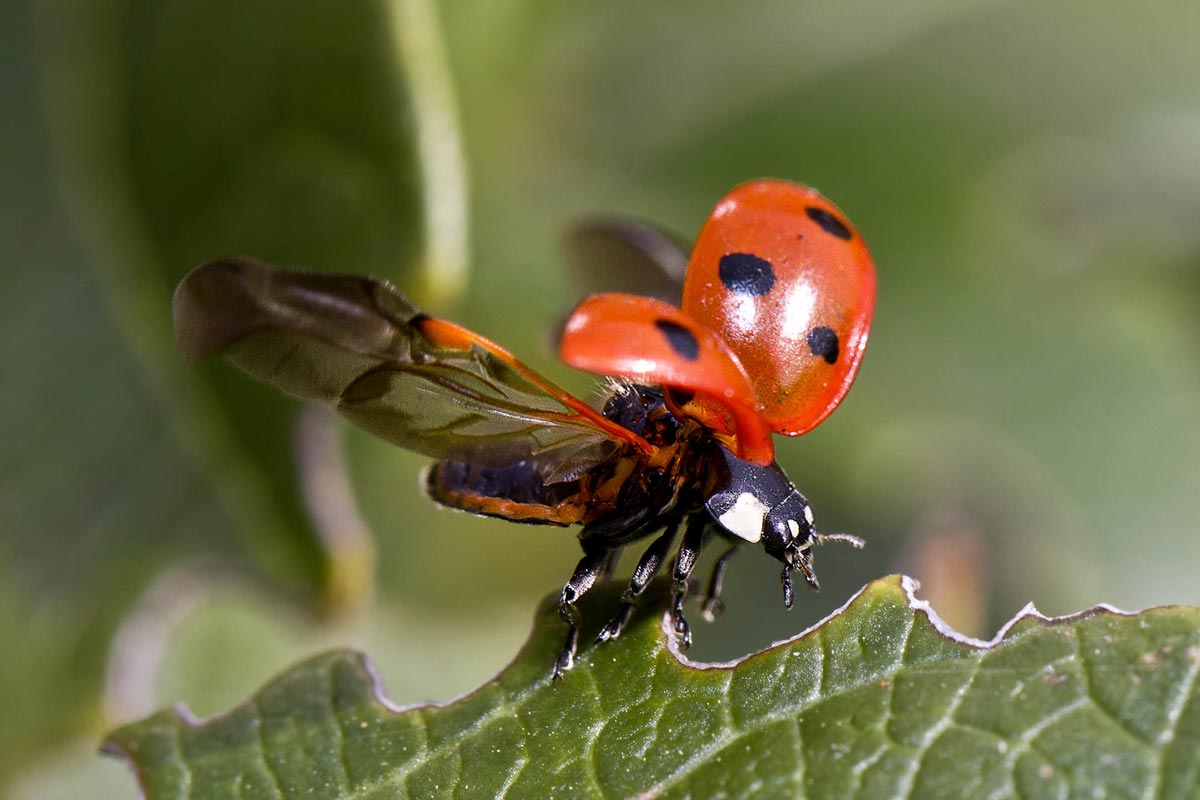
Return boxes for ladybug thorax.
[682,179,877,437]
[704,446,816,559]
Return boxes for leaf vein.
[170,717,193,800]
[645,662,900,797]
[249,700,287,799]
[1002,695,1090,772]
[1149,644,1200,800]
[895,653,984,799]
[793,713,806,795]
[375,689,531,791]
[1073,628,1159,752]
[578,668,608,799]
[326,661,354,792]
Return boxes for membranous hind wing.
[174,257,652,480]
[563,216,690,306]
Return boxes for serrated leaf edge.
[102,574,1198,800]
[664,573,1147,672]
[104,573,1163,740]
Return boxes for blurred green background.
[5,0,1200,795]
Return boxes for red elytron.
[173,179,877,677]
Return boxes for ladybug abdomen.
[424,460,587,525]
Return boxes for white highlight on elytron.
[804,505,814,524]
[718,492,769,542]
[787,519,800,537]
[779,283,817,343]
[629,358,659,374]
[728,293,759,339]
[712,197,738,219]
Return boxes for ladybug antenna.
[814,532,866,549]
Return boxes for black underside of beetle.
[425,382,835,679]
[548,384,740,678]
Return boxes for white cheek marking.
[718,492,768,543]
[804,506,814,525]
[787,519,800,538]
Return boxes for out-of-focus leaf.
[4,0,465,780]
[36,0,466,609]
[2,0,244,777]
[105,576,1200,798]
[8,740,133,800]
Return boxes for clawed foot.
[700,596,725,623]
[597,603,634,643]
[670,583,692,649]
[553,592,583,680]
[701,544,737,623]
[553,623,578,680]
[560,581,704,674]
[600,589,696,653]
[672,611,692,651]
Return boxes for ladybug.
[173,178,877,678]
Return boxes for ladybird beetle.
[172,179,875,678]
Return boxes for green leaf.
[104,576,1200,798]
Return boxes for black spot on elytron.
[655,319,700,361]
[718,253,776,296]
[805,206,853,240]
[807,326,840,364]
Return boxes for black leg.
[597,520,680,643]
[670,516,707,650]
[553,543,610,680]
[701,542,739,622]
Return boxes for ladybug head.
[766,492,818,577]
[780,515,821,594]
